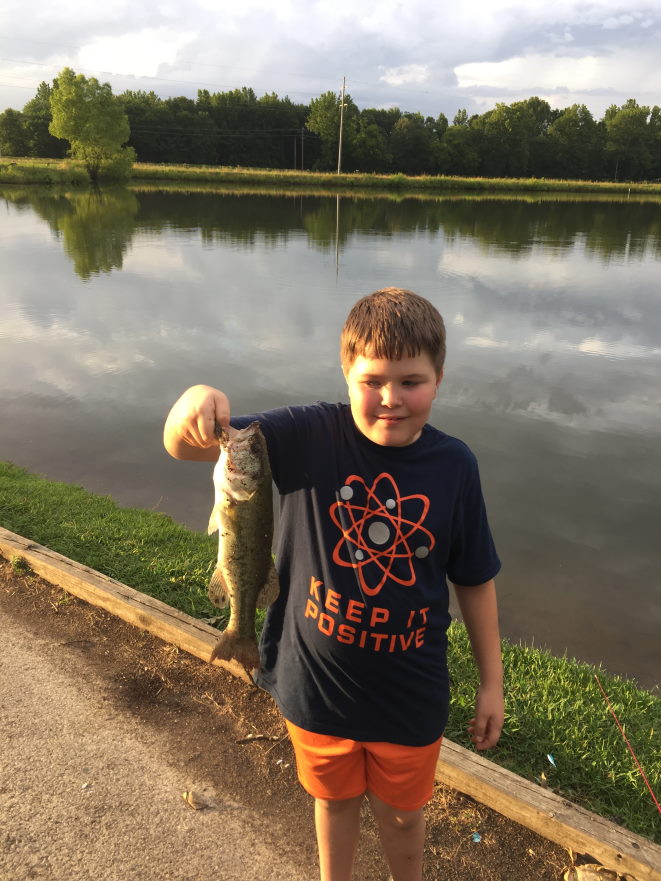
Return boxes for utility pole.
[337,76,346,175]
[301,126,305,170]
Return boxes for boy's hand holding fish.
[164,384,233,460]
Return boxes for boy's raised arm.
[452,579,504,751]
[163,384,234,461]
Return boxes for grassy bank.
[1,460,659,842]
[3,156,661,196]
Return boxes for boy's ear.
[435,368,444,390]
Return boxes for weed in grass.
[10,555,32,575]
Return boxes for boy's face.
[343,352,443,447]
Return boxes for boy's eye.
[363,380,381,388]
[403,380,421,387]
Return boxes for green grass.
[3,156,661,196]
[1,460,659,841]
[131,162,661,196]
[446,623,660,842]
[0,157,89,185]
[0,461,221,619]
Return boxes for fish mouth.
[214,421,230,444]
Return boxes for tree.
[306,90,359,170]
[49,67,132,182]
[442,124,480,175]
[390,114,434,174]
[352,120,391,172]
[0,108,29,156]
[649,105,661,180]
[22,82,67,158]
[604,99,652,180]
[547,104,602,179]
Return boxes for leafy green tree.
[649,105,661,180]
[352,120,391,172]
[360,107,401,137]
[517,97,559,177]
[390,113,434,174]
[476,101,537,177]
[49,67,132,182]
[547,104,602,179]
[424,113,447,140]
[604,99,652,180]
[452,108,469,127]
[0,109,29,156]
[307,90,359,170]
[22,82,67,158]
[119,90,168,163]
[442,124,480,175]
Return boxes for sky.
[1,0,660,120]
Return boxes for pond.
[1,184,660,689]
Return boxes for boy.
[164,288,503,881]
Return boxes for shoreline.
[1,460,659,843]
[2,157,661,197]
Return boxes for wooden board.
[436,740,660,880]
[1,526,659,879]
[0,527,251,683]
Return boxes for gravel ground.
[0,560,572,881]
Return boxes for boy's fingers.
[468,715,501,750]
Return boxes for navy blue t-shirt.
[232,402,500,747]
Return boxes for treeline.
[1,80,660,182]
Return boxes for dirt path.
[0,560,571,880]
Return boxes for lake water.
[1,184,660,689]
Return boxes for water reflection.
[0,186,660,688]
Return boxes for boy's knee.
[368,794,424,831]
[316,794,364,814]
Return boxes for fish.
[207,421,280,670]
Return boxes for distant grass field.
[1,460,659,842]
[3,155,661,196]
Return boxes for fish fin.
[207,505,220,535]
[257,562,280,608]
[207,567,230,609]
[210,632,260,670]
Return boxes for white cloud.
[379,64,431,87]
[77,27,196,78]
[456,46,661,93]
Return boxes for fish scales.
[207,421,279,669]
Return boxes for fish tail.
[210,632,260,670]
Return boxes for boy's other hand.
[164,384,231,460]
[467,683,504,750]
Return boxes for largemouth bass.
[207,421,279,669]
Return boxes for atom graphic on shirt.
[329,472,435,596]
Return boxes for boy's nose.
[381,384,402,407]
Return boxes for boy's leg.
[315,794,364,881]
[366,793,425,881]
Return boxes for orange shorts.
[285,720,443,812]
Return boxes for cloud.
[379,64,433,87]
[1,0,660,118]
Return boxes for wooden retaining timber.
[1,526,659,881]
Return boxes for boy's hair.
[341,287,446,374]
